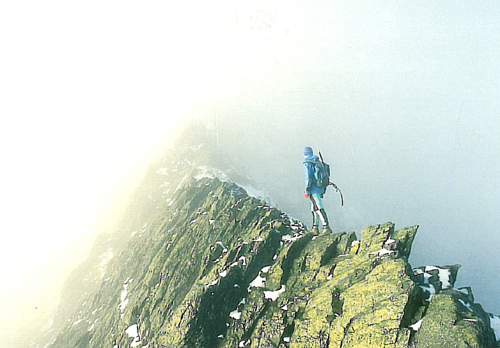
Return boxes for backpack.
[306,158,331,189]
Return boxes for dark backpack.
[306,158,331,189]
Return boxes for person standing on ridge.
[303,146,332,235]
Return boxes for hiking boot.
[309,211,319,234]
[319,225,332,236]
[309,226,319,235]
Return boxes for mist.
[1,1,499,347]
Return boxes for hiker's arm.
[303,163,312,193]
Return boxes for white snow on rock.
[119,279,132,316]
[425,266,452,289]
[125,324,141,347]
[205,278,219,288]
[369,248,395,257]
[229,310,242,320]
[261,266,271,273]
[463,318,477,323]
[281,233,304,243]
[264,285,286,301]
[239,256,247,266]
[419,284,436,301]
[414,266,452,290]
[490,314,500,342]
[459,299,473,312]
[248,274,266,290]
[410,319,423,331]
[216,241,228,253]
[239,340,250,347]
[385,238,396,245]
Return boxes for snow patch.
[229,310,242,320]
[490,314,500,342]
[261,266,271,273]
[419,284,436,301]
[281,233,304,243]
[248,274,266,290]
[459,299,473,312]
[239,340,250,347]
[425,266,452,289]
[369,248,395,257]
[125,324,141,347]
[463,318,477,323]
[414,266,452,290]
[119,279,132,316]
[264,285,286,301]
[216,241,228,253]
[410,319,423,331]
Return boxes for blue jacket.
[303,155,325,195]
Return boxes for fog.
[1,1,499,347]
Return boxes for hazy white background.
[1,1,499,347]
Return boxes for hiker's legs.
[319,208,330,228]
[309,195,321,233]
[310,194,330,231]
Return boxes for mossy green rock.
[411,290,497,347]
[42,144,498,348]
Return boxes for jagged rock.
[38,140,499,348]
[412,291,497,347]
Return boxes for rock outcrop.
[38,140,499,348]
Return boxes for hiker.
[303,146,332,235]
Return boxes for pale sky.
[1,1,499,347]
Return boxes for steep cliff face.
[39,141,499,348]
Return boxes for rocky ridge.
[37,140,499,348]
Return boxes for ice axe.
[329,182,344,206]
[318,150,344,206]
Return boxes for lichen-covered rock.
[42,142,498,348]
[411,291,497,347]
